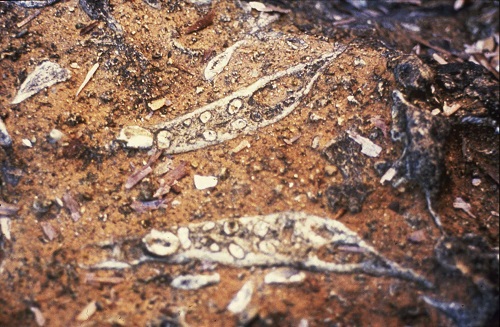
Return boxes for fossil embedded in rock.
[170,273,220,290]
[143,230,180,256]
[204,40,246,81]
[80,211,432,288]
[144,43,347,154]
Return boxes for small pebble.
[472,178,481,186]
[194,175,218,190]
[0,217,11,241]
[431,109,441,116]
[407,229,426,243]
[325,165,337,176]
[309,113,325,122]
[49,128,64,143]
[311,135,320,149]
[76,301,97,321]
[22,139,33,147]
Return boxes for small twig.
[408,33,464,63]
[169,63,194,76]
[472,53,499,79]
[76,63,99,98]
[333,17,357,26]
[17,9,42,28]
[185,10,215,34]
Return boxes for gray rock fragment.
[0,118,13,147]
[187,0,212,5]
[13,0,59,8]
[393,55,434,94]
[11,61,71,105]
[423,291,499,327]
[142,0,160,9]
[389,90,449,230]
[79,0,123,33]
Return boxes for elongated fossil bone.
[142,43,348,154]
[80,211,432,288]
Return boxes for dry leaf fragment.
[432,53,448,65]
[153,179,170,198]
[443,101,462,116]
[80,21,100,35]
[125,166,152,190]
[40,221,58,241]
[230,140,251,154]
[408,229,426,243]
[283,134,301,145]
[471,53,499,79]
[369,115,389,138]
[453,197,476,218]
[153,158,173,176]
[130,198,168,213]
[347,130,382,157]
[85,273,125,285]
[62,192,81,222]
[162,161,189,186]
[248,1,290,14]
[16,9,42,28]
[0,200,20,216]
[76,63,99,98]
